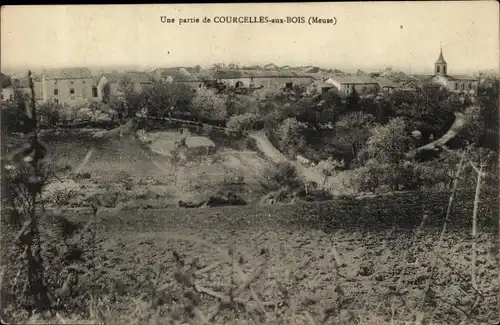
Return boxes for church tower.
[434,45,447,75]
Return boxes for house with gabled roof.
[325,75,381,95]
[212,69,316,90]
[40,67,97,105]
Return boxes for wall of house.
[449,80,477,93]
[432,75,477,93]
[342,83,379,95]
[220,77,314,89]
[42,76,97,105]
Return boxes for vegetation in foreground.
[1,71,499,325]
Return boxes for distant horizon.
[1,62,493,77]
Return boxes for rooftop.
[213,69,314,79]
[154,68,193,81]
[43,67,92,80]
[448,74,477,81]
[102,71,153,84]
[327,75,381,84]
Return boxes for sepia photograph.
[0,2,499,325]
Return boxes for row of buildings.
[0,47,479,106]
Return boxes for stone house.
[213,70,316,90]
[40,68,97,106]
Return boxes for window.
[70,81,74,84]
[82,81,86,84]
[92,86,98,98]
[436,66,440,73]
[54,89,59,95]
[0,93,3,100]
[70,88,75,95]
[468,83,472,90]
[443,66,447,74]
[461,83,465,90]
[455,83,458,90]
[54,99,59,103]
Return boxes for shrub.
[261,162,303,193]
[276,117,307,158]
[227,113,262,135]
[70,171,91,180]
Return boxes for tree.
[315,157,344,186]
[226,113,261,136]
[190,87,227,121]
[102,83,111,103]
[38,102,62,128]
[139,80,194,118]
[362,117,412,164]
[225,94,258,117]
[4,71,51,311]
[476,74,499,150]
[346,86,360,111]
[461,106,485,145]
[332,112,375,167]
[276,117,308,157]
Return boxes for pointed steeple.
[434,43,448,75]
[436,43,446,64]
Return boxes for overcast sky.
[1,2,498,74]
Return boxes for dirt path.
[249,131,288,164]
[249,131,325,185]
[407,112,466,158]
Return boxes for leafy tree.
[138,80,194,118]
[476,74,499,150]
[226,113,261,136]
[332,112,376,167]
[461,106,485,145]
[315,157,344,186]
[345,86,360,111]
[315,90,344,124]
[37,102,62,128]
[190,87,227,121]
[362,117,412,165]
[102,83,111,103]
[276,117,308,157]
[225,94,258,116]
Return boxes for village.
[0,47,479,110]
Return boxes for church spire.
[435,43,447,75]
[436,43,446,64]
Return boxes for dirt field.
[2,203,497,325]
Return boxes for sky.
[1,2,499,74]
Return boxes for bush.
[261,162,303,193]
[227,113,262,135]
[276,117,307,158]
[70,171,91,180]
